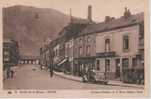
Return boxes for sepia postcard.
[0,0,150,98]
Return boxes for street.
[3,64,142,90]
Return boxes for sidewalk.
[54,71,82,82]
[54,71,144,89]
[108,80,144,89]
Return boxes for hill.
[3,5,70,56]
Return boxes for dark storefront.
[73,56,95,76]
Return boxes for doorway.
[115,59,120,79]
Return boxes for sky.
[0,0,148,22]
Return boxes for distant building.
[19,55,40,65]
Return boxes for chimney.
[105,16,111,22]
[69,8,73,23]
[87,5,92,22]
[105,16,115,23]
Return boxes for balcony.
[96,51,116,58]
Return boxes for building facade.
[65,39,74,74]
[72,8,144,83]
[3,39,20,69]
[95,12,144,84]
[73,33,96,76]
[3,39,20,80]
[39,6,144,84]
[39,38,54,70]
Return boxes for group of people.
[81,68,96,83]
[6,67,14,79]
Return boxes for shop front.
[73,56,95,77]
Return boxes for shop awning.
[57,58,67,66]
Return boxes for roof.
[71,18,91,24]
[77,12,144,36]
[57,20,88,42]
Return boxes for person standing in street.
[46,40,54,78]
[10,69,14,78]
[81,68,87,82]
[49,64,53,77]
[6,67,10,79]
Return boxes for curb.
[54,72,144,89]
[54,72,82,83]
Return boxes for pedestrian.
[87,68,91,82]
[81,68,87,82]
[6,67,10,79]
[40,65,42,70]
[49,64,53,77]
[10,70,14,78]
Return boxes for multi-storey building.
[73,32,96,76]
[3,39,20,79]
[39,6,144,84]
[3,39,20,69]
[53,38,62,71]
[55,20,89,73]
[40,38,54,69]
[73,8,144,84]
[95,11,144,82]
[52,6,93,74]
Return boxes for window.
[105,39,110,52]
[132,58,137,67]
[4,57,10,62]
[105,59,110,71]
[55,49,58,56]
[53,51,55,57]
[122,58,129,69]
[79,39,82,44]
[79,47,82,56]
[86,45,90,56]
[4,51,9,56]
[96,60,100,70]
[123,35,129,51]
[87,36,91,42]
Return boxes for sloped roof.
[78,12,144,36]
[71,18,91,24]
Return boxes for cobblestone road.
[3,64,142,90]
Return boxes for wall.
[65,39,74,61]
[53,44,60,64]
[96,25,140,57]
[74,33,96,58]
